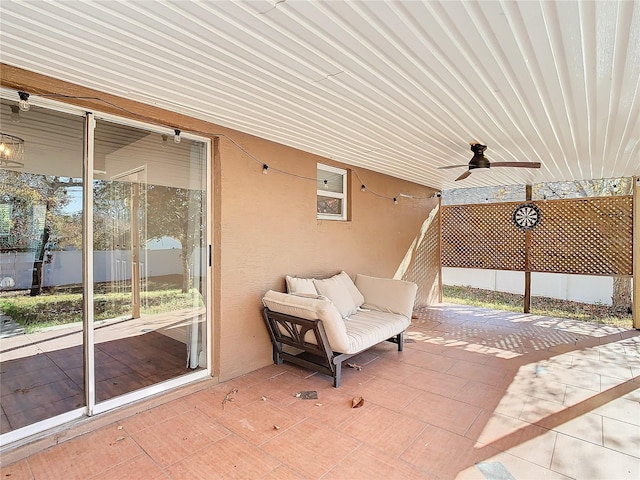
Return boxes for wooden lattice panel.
[441,202,526,271]
[530,196,633,276]
[441,196,633,276]
[402,203,441,307]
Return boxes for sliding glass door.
[91,119,208,404]
[0,95,210,444]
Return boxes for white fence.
[443,267,616,305]
[0,249,186,290]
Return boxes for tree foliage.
[145,185,204,293]
[0,170,74,251]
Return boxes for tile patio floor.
[1,304,639,479]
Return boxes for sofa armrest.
[354,274,417,320]
[262,290,350,352]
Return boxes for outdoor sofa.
[261,271,418,387]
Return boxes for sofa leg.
[334,362,342,387]
[397,332,404,352]
[273,345,283,365]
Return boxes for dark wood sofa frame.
[262,307,403,387]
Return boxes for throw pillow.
[285,275,317,295]
[313,274,358,318]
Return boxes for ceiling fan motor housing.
[469,143,490,169]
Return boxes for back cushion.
[354,274,418,320]
[336,271,365,307]
[285,275,317,295]
[313,274,358,318]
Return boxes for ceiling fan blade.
[491,162,541,168]
[438,164,469,170]
[455,170,472,181]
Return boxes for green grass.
[443,285,632,328]
[0,289,204,333]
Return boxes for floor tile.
[0,459,33,480]
[401,368,468,398]
[217,399,306,446]
[551,433,640,479]
[603,417,640,457]
[592,396,640,426]
[324,444,430,480]
[364,355,423,383]
[260,464,307,480]
[130,409,230,468]
[260,419,361,478]
[551,412,603,445]
[352,376,423,412]
[90,454,169,480]
[402,390,481,435]
[456,451,572,480]
[400,424,499,478]
[166,435,281,479]
[27,425,142,480]
[398,348,457,372]
[454,380,508,410]
[466,410,558,468]
[338,403,426,458]
[119,398,192,434]
[446,359,512,387]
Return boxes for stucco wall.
[217,135,438,380]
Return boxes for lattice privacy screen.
[442,196,633,276]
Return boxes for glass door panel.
[93,120,207,403]
[0,100,85,434]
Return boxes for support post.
[633,177,639,329]
[524,185,532,313]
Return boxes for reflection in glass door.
[0,100,86,438]
[92,119,208,404]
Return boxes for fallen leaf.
[261,396,267,401]
[273,425,280,430]
[116,436,125,442]
[315,403,323,407]
[351,396,365,408]
[347,363,362,371]
[222,387,239,408]
[117,425,123,430]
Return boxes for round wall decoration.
[512,203,541,230]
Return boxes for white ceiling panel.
[1,0,638,189]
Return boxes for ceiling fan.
[439,143,541,181]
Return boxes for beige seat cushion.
[343,310,410,354]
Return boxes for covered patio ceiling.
[0,0,638,190]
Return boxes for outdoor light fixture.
[18,91,30,112]
[262,164,269,174]
[174,129,181,143]
[0,133,25,168]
